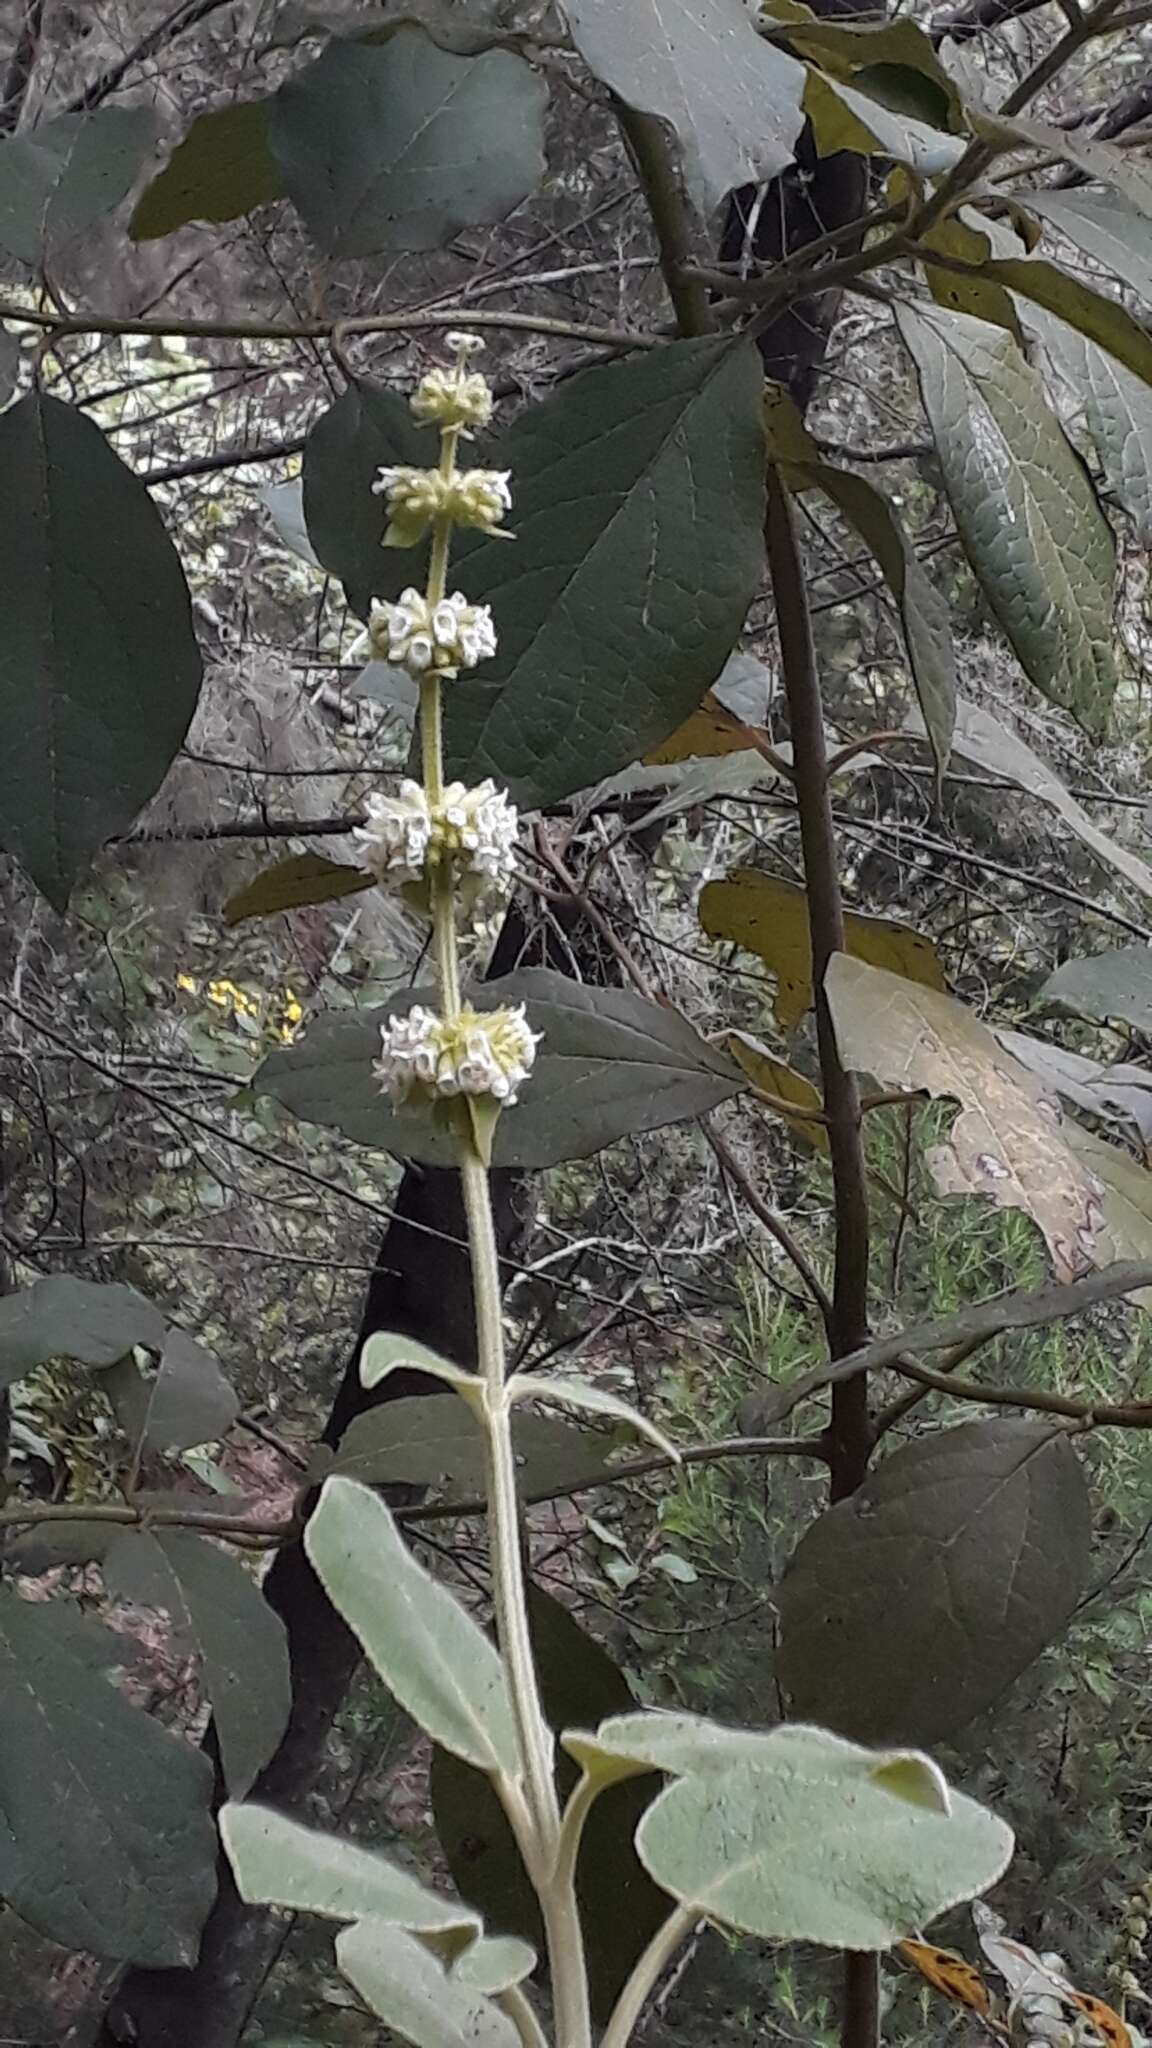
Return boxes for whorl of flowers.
[362,588,497,678]
[354,778,518,915]
[373,465,513,547]
[374,1004,540,1107]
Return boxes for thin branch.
[615,105,716,339]
[881,1354,1152,1427]
[0,300,657,351]
[747,1259,1152,1426]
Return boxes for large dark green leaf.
[329,1395,614,1499]
[267,27,547,258]
[255,967,745,1168]
[103,1529,291,1797]
[302,377,439,614]
[443,338,767,806]
[776,1419,1091,1745]
[1041,945,1152,1033]
[0,1589,216,1962]
[0,106,157,265]
[131,101,283,240]
[0,1275,165,1391]
[0,394,203,909]
[896,302,1116,736]
[562,0,805,213]
[432,1586,669,2025]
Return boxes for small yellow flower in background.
[176,973,199,994]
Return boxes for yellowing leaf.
[223,852,375,926]
[646,695,759,764]
[826,954,1117,1281]
[699,869,946,1029]
[897,1939,994,2018]
[727,1029,828,1152]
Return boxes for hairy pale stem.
[416,410,592,2047]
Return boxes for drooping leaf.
[726,1030,828,1153]
[3,1523,119,1573]
[562,0,806,213]
[804,69,965,175]
[1039,318,1152,545]
[431,1586,670,2024]
[646,697,770,768]
[780,14,962,125]
[326,1395,614,1500]
[0,1588,215,1962]
[0,106,157,265]
[991,115,1152,219]
[305,1476,519,1772]
[267,27,547,258]
[0,393,203,909]
[1041,945,1152,1034]
[256,967,745,1169]
[914,696,1152,905]
[1024,189,1152,307]
[221,1801,478,1933]
[335,1919,519,2048]
[826,954,1114,1280]
[982,258,1152,390]
[895,303,1117,737]
[0,1275,166,1390]
[630,751,779,826]
[998,1029,1152,1147]
[103,1529,289,1797]
[922,214,1022,338]
[103,1327,238,1455]
[302,376,439,613]
[699,869,947,1031]
[777,1419,1091,1744]
[130,101,283,239]
[634,1736,1010,1947]
[802,461,957,777]
[442,339,767,807]
[224,852,375,925]
[505,1374,679,1461]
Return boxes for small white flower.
[451,468,512,532]
[353,782,432,886]
[445,330,485,356]
[375,1003,540,1107]
[410,365,493,434]
[364,588,497,677]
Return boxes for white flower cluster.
[354,777,518,912]
[375,1003,540,1107]
[373,464,513,545]
[410,365,493,434]
[364,587,496,677]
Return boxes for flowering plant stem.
[414,387,593,2048]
